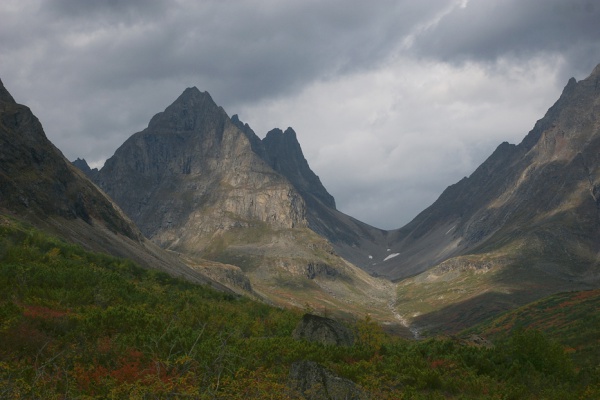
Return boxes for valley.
[74,63,600,334]
[1,61,600,397]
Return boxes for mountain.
[95,88,307,245]
[91,88,402,326]
[75,63,600,334]
[261,127,336,209]
[387,64,600,333]
[385,64,600,281]
[0,77,222,288]
[0,80,135,238]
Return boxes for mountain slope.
[378,63,600,281]
[0,79,137,240]
[387,64,600,332]
[0,77,220,287]
[472,289,600,367]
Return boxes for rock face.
[292,314,354,346]
[288,361,367,400]
[379,63,600,283]
[459,334,494,349]
[72,158,98,180]
[94,88,307,252]
[262,127,336,209]
[87,86,392,272]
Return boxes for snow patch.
[446,225,456,235]
[368,255,373,259]
[383,253,400,261]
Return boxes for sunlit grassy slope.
[393,226,599,335]
[196,221,403,328]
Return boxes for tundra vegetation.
[0,219,598,399]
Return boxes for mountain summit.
[146,87,225,134]
[262,127,336,209]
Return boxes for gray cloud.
[19,0,449,105]
[1,0,598,229]
[412,0,600,79]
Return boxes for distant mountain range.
[2,63,600,334]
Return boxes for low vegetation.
[0,219,598,398]
[471,288,600,368]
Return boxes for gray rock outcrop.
[459,334,494,349]
[288,361,367,400]
[292,314,354,347]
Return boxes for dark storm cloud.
[22,0,451,107]
[413,0,600,79]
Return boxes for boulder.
[288,360,367,400]
[292,314,354,347]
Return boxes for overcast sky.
[2,0,599,229]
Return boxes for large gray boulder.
[288,360,367,400]
[292,314,354,347]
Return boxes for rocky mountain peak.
[264,126,296,140]
[284,126,298,138]
[230,113,244,126]
[262,127,336,209]
[72,157,91,171]
[0,78,16,106]
[147,86,225,133]
[230,114,269,160]
[72,158,98,180]
[93,87,308,249]
[263,127,301,146]
[175,86,217,107]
